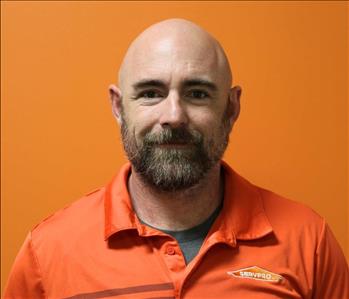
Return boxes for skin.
[109,19,241,231]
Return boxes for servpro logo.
[227,266,283,282]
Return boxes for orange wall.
[1,1,348,292]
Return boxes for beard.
[121,111,231,192]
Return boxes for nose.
[159,91,188,128]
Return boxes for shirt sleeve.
[3,232,46,299]
[312,220,349,299]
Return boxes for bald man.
[4,19,349,299]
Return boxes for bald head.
[118,19,232,91]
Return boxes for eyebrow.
[132,80,166,90]
[132,78,218,91]
[182,79,217,91]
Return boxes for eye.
[139,90,163,99]
[187,89,209,99]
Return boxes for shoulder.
[258,186,322,223]
[222,162,325,242]
[258,186,323,225]
[28,163,132,252]
[30,186,106,249]
[256,186,325,245]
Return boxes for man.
[4,19,349,298]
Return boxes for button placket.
[162,240,186,271]
[151,239,186,297]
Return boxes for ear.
[108,84,123,125]
[227,85,241,126]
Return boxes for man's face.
[115,35,237,191]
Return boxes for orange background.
[1,1,348,293]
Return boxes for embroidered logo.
[227,266,283,282]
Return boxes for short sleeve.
[312,220,349,299]
[3,232,46,299]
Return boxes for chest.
[43,235,313,299]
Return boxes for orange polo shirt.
[4,162,349,298]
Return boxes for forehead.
[121,37,222,88]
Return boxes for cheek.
[129,106,160,138]
[186,108,222,133]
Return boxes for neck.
[128,163,223,231]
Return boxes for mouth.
[157,142,192,148]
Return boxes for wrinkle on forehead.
[118,19,232,91]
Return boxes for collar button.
[166,246,176,255]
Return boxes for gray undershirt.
[141,202,222,265]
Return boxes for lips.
[143,127,201,148]
[157,142,191,147]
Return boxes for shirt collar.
[104,162,273,242]
[104,163,137,240]
[219,161,273,241]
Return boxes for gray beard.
[121,118,230,192]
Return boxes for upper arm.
[312,220,349,299]
[3,232,46,299]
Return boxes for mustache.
[143,127,203,146]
